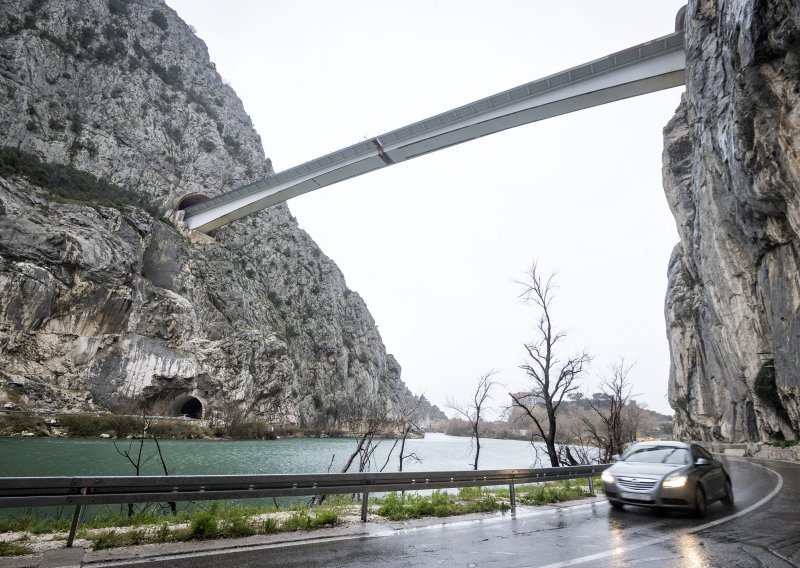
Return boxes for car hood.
[608,461,687,479]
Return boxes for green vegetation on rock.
[0,147,158,216]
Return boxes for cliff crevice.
[664,0,800,441]
[0,0,445,427]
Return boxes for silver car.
[600,441,733,516]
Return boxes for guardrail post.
[361,492,369,522]
[67,487,87,547]
[509,483,516,510]
[588,475,595,497]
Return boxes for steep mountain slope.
[0,0,444,427]
[664,0,800,441]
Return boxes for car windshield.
[622,446,689,464]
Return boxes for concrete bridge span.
[183,30,685,233]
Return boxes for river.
[0,433,546,477]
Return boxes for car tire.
[693,485,708,517]
[609,500,624,510]
[721,477,734,506]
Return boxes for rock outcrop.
[0,0,444,427]
[664,0,800,441]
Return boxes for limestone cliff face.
[664,0,800,441]
[0,0,444,426]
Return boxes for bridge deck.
[184,31,685,232]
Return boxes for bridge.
[182,28,686,233]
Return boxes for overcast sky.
[166,1,687,416]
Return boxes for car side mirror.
[611,454,621,462]
[695,458,710,466]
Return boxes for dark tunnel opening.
[179,396,203,419]
[177,194,211,211]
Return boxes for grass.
[516,480,587,505]
[767,440,799,448]
[374,488,508,521]
[0,514,71,535]
[0,480,594,554]
[0,541,33,556]
[374,480,590,521]
[85,503,343,550]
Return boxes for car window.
[622,446,690,464]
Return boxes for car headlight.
[662,475,688,488]
[601,470,615,483]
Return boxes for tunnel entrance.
[171,394,204,419]
[177,194,211,211]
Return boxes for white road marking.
[533,461,784,568]
[88,503,604,567]
[89,462,785,568]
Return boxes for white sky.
[166,1,686,416]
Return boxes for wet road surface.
[93,457,799,568]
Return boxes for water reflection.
[608,514,626,567]
[0,433,552,477]
[674,533,709,568]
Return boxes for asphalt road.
[92,457,799,568]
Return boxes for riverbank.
[0,412,421,441]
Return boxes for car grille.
[617,476,657,491]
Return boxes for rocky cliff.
[0,0,444,427]
[664,0,800,441]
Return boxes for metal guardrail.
[0,464,609,547]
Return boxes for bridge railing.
[0,464,610,546]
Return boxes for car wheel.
[693,485,708,517]
[721,477,734,506]
[609,500,624,510]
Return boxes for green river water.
[0,433,543,477]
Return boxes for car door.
[692,444,724,499]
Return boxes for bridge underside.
[184,32,685,233]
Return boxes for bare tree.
[113,403,175,516]
[312,402,392,505]
[510,262,591,467]
[448,371,498,470]
[582,360,637,463]
[395,397,423,472]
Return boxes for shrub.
[48,117,65,132]
[93,530,125,550]
[165,126,182,144]
[69,113,82,135]
[0,541,34,557]
[754,360,782,408]
[150,62,183,88]
[267,290,282,307]
[78,27,95,49]
[225,513,255,537]
[127,528,146,545]
[199,139,215,153]
[516,482,585,506]
[768,439,799,448]
[108,0,130,16]
[0,415,44,435]
[190,511,218,539]
[0,147,158,216]
[223,134,241,155]
[261,518,278,533]
[282,511,311,531]
[154,522,171,542]
[149,9,168,31]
